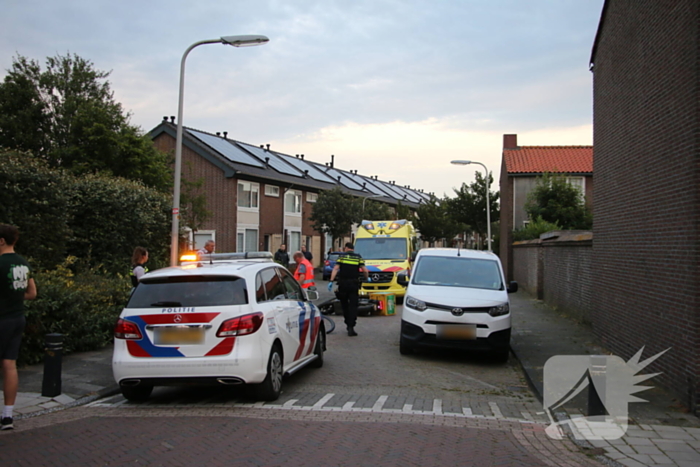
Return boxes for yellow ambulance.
[354,219,419,303]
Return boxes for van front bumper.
[400,320,511,351]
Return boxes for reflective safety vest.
[293,258,316,289]
[130,264,149,287]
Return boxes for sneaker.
[1,417,13,430]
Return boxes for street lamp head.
[221,35,270,47]
[450,160,472,165]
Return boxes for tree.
[0,148,171,274]
[309,187,357,247]
[362,199,393,221]
[395,201,416,222]
[414,196,465,246]
[525,173,592,230]
[0,53,171,191]
[448,172,500,249]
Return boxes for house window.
[289,231,301,253]
[285,190,301,214]
[265,185,280,197]
[237,228,258,252]
[566,177,585,200]
[306,192,318,203]
[238,182,259,209]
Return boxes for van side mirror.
[507,281,518,294]
[397,273,409,287]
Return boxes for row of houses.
[150,118,431,266]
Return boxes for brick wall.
[512,241,541,298]
[153,133,238,252]
[512,232,593,323]
[542,237,593,325]
[591,0,700,412]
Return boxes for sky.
[1,0,604,198]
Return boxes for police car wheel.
[254,344,283,401]
[310,327,325,368]
[121,384,153,402]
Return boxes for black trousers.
[336,279,359,329]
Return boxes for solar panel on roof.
[278,156,336,183]
[345,172,386,196]
[325,168,364,190]
[374,180,406,200]
[188,129,265,168]
[237,143,304,177]
[392,186,421,203]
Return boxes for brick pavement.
[2,406,603,467]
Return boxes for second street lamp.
[170,35,269,266]
[450,159,492,252]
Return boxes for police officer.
[329,242,369,336]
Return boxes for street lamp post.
[170,35,269,266]
[451,160,492,252]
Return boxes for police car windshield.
[354,238,407,260]
[412,256,503,290]
[128,276,248,308]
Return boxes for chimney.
[162,116,168,122]
[216,132,221,136]
[301,154,304,160]
[296,154,299,158]
[170,116,175,123]
[266,144,270,151]
[330,155,334,168]
[223,131,228,139]
[503,134,518,149]
[304,170,309,177]
[260,145,264,149]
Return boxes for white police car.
[399,248,517,361]
[112,252,325,402]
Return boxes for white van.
[398,248,517,361]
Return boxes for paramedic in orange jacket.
[292,251,316,290]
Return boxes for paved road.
[1,303,605,466]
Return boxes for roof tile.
[504,146,593,174]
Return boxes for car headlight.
[405,295,427,311]
[488,303,509,317]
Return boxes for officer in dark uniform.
[329,242,369,336]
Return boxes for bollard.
[41,333,63,397]
[587,355,607,417]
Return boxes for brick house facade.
[499,134,593,280]
[590,0,700,412]
[150,119,429,269]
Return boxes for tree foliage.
[0,53,171,191]
[309,187,357,246]
[0,148,171,274]
[448,171,500,243]
[414,196,465,245]
[525,173,592,230]
[362,199,393,221]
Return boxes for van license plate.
[437,324,476,340]
[155,327,204,345]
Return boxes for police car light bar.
[180,251,274,263]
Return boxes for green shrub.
[19,257,131,366]
[512,217,562,242]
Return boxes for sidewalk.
[5,284,700,466]
[509,290,700,466]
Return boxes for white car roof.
[141,260,278,281]
[416,248,500,261]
